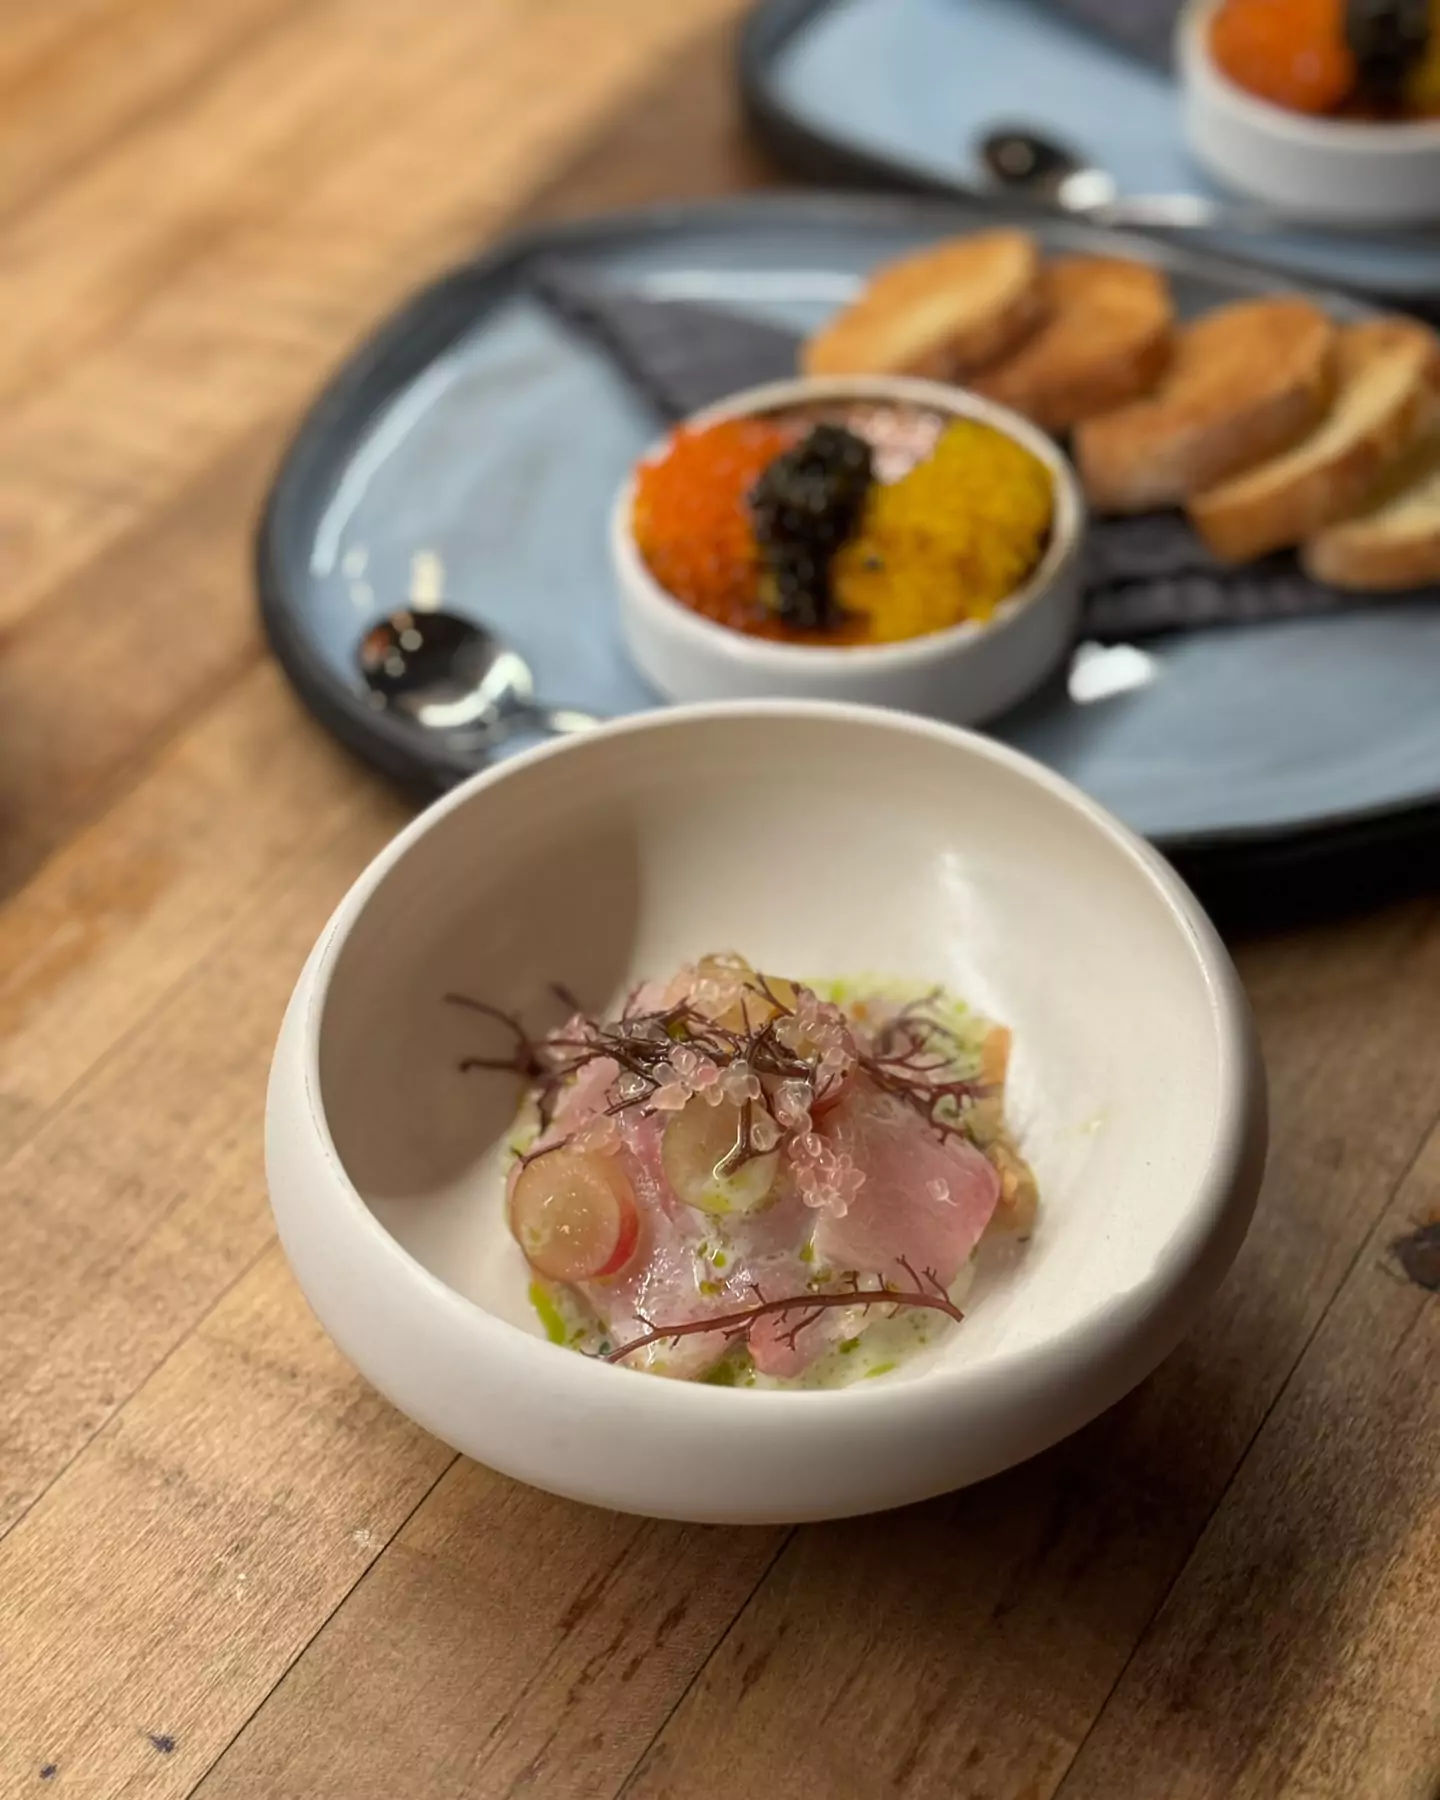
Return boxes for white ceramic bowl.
[266,703,1266,1524]
[612,376,1085,725]
[1180,0,1440,224]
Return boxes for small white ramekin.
[1180,0,1440,224]
[612,375,1086,727]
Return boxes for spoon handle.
[532,705,607,736]
[1079,193,1438,245]
[455,703,605,755]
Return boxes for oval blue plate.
[739,0,1440,305]
[257,193,1440,919]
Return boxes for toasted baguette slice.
[970,256,1174,433]
[1189,318,1440,563]
[802,230,1045,380]
[1302,435,1440,590]
[1075,297,1338,514]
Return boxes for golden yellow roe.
[831,419,1054,643]
[1406,0,1440,114]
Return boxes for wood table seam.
[181,1448,463,1800]
[1048,1094,1440,1800]
[611,1527,798,1800]
[458,1517,655,1793]
[0,1230,278,1547]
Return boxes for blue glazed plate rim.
[254,189,1440,913]
[735,0,1440,314]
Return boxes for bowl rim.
[1180,0,1440,148]
[283,700,1265,1420]
[611,373,1086,673]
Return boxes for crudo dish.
[460,957,1035,1388]
[265,703,1266,1523]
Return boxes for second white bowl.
[266,703,1266,1523]
[1180,0,1440,224]
[612,375,1085,726]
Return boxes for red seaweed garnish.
[448,974,986,1161]
[859,991,987,1147]
[602,1259,962,1365]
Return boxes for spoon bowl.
[979,127,1119,211]
[357,608,603,748]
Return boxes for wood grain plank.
[0,774,407,1536]
[519,9,773,224]
[1055,1126,1440,1799]
[613,907,1440,1800]
[192,1466,785,1800]
[0,423,279,901]
[0,0,563,403]
[0,0,742,637]
[0,0,317,220]
[0,1242,455,1798]
[0,1,127,93]
[0,0,392,409]
[0,661,376,1158]
[0,2,746,899]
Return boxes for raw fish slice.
[748,1305,853,1378]
[586,1187,721,1377]
[549,1054,620,1130]
[590,1134,821,1376]
[812,1075,1000,1287]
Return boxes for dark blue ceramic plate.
[740,0,1440,303]
[257,193,1440,916]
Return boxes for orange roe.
[632,417,802,626]
[1209,0,1355,114]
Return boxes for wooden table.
[1,5,1437,1795]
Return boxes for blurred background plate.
[257,192,1440,916]
[739,0,1440,302]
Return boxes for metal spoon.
[977,124,1436,240]
[358,609,602,747]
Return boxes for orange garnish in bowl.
[1210,0,1357,113]
[631,416,802,628]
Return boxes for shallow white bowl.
[612,376,1085,725]
[266,703,1266,1524]
[1180,0,1440,224]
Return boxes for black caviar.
[1346,0,1432,103]
[748,423,874,631]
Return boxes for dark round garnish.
[748,422,874,631]
[1346,0,1431,101]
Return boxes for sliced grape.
[508,1149,640,1282]
[662,1095,779,1215]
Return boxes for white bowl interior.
[315,710,1230,1381]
